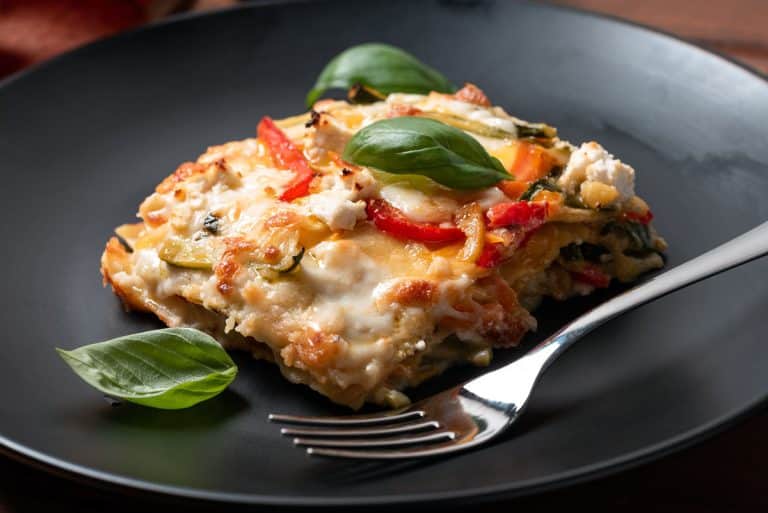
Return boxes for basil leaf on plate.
[342,117,511,189]
[306,43,455,107]
[56,328,237,409]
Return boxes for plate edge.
[1,0,767,506]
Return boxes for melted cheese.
[102,90,664,409]
[380,184,457,224]
[387,93,519,135]
[301,240,393,341]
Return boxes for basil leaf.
[56,328,237,409]
[306,43,455,107]
[343,117,511,189]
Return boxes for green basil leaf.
[56,328,237,409]
[342,117,511,189]
[306,43,455,107]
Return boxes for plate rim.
[2,399,766,507]
[2,0,767,506]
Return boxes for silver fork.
[269,221,768,459]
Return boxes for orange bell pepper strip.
[509,141,555,182]
[496,180,529,200]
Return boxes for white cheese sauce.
[387,93,519,135]
[380,184,458,224]
[300,240,394,342]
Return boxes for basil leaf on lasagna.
[343,117,511,189]
[56,328,237,409]
[306,43,455,107]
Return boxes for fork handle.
[473,220,768,393]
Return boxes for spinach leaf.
[520,178,561,201]
[603,221,655,254]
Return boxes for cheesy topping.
[101,85,665,409]
[301,240,392,340]
[380,184,457,224]
[558,141,636,207]
[387,93,519,135]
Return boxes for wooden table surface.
[1,1,767,511]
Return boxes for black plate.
[1,0,767,507]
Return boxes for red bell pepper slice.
[624,209,654,225]
[571,265,611,288]
[486,201,548,229]
[366,199,465,244]
[257,116,315,202]
[477,201,549,268]
[476,243,503,268]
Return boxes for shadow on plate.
[95,388,250,431]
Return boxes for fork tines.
[268,409,456,458]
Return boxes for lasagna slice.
[102,84,666,409]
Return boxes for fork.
[269,221,768,459]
